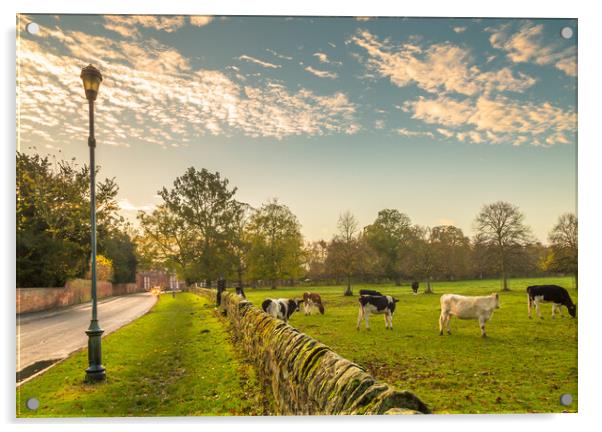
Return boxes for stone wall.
[17,279,140,314]
[192,287,429,415]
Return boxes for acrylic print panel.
[16,14,577,416]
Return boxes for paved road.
[17,292,157,372]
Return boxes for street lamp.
[81,64,106,382]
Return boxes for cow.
[411,281,419,295]
[527,285,576,319]
[359,289,383,297]
[439,293,500,337]
[261,298,303,323]
[302,292,325,315]
[235,285,246,300]
[357,295,399,330]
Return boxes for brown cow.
[302,292,325,315]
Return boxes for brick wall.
[17,279,141,314]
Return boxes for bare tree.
[474,201,532,291]
[336,211,360,296]
[548,213,578,288]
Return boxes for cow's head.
[393,297,400,303]
[292,299,303,312]
[318,304,325,315]
[493,293,501,309]
[568,303,577,318]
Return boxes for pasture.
[244,276,578,414]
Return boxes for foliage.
[363,209,413,285]
[547,213,578,287]
[85,254,113,282]
[138,168,246,284]
[16,152,136,287]
[474,201,533,290]
[326,212,362,295]
[245,199,305,288]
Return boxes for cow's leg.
[479,317,487,338]
[552,303,557,319]
[439,312,445,335]
[389,313,393,330]
[535,299,543,319]
[528,295,532,319]
[365,312,370,330]
[446,315,452,335]
[559,304,565,318]
[356,306,364,331]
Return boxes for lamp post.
[81,64,106,382]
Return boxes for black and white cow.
[261,298,303,323]
[527,285,576,319]
[357,295,399,330]
[359,289,383,297]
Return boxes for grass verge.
[17,293,268,417]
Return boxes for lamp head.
[81,64,102,101]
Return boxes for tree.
[16,152,130,287]
[407,226,436,293]
[158,167,243,284]
[246,199,304,289]
[474,201,532,291]
[335,211,360,296]
[305,240,329,282]
[548,213,578,288]
[364,209,413,285]
[430,225,471,281]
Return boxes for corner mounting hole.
[26,22,39,35]
[561,27,573,39]
[560,393,573,406]
[26,398,39,410]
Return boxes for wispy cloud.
[190,16,214,27]
[404,94,576,146]
[350,30,536,97]
[103,15,186,38]
[486,22,576,76]
[305,66,338,79]
[17,25,359,150]
[266,48,293,61]
[396,128,434,138]
[238,54,281,69]
[453,26,467,33]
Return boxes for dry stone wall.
[192,287,429,415]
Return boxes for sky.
[16,14,577,243]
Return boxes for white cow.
[439,293,500,337]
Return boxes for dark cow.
[359,289,383,297]
[357,295,399,330]
[261,298,303,323]
[527,285,576,319]
[411,281,419,294]
[302,292,325,315]
[235,285,246,299]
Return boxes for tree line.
[137,166,578,293]
[16,152,137,287]
[16,156,576,292]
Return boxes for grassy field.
[17,293,270,417]
[244,276,578,414]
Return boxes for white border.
[2,1,601,431]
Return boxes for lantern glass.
[80,65,103,100]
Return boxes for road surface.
[17,292,157,373]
